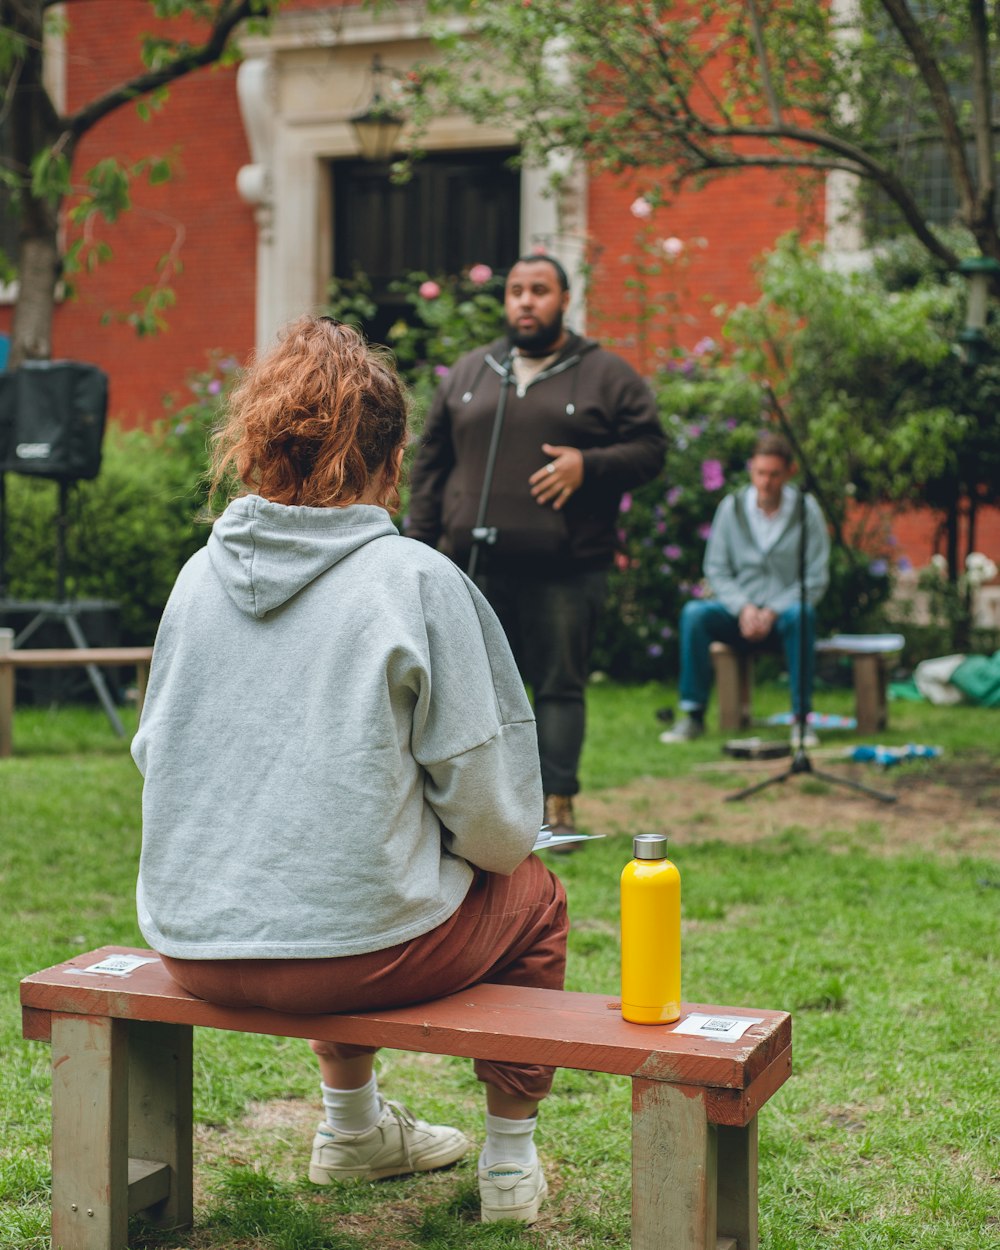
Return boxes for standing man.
[660,430,830,747]
[407,253,667,841]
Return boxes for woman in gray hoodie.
[132,317,567,1224]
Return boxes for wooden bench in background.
[710,634,905,735]
[0,638,152,757]
[21,945,792,1250]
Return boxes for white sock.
[480,1112,538,1168]
[321,1076,381,1135]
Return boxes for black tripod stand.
[726,488,895,804]
[0,475,125,736]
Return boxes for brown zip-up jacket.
[406,332,667,574]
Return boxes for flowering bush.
[590,347,764,678]
[325,265,507,433]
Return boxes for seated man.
[660,430,830,747]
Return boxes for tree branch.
[879,0,976,216]
[745,0,781,125]
[62,0,279,140]
[968,0,996,241]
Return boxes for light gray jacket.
[132,496,542,960]
[703,486,830,616]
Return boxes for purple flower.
[647,643,664,658]
[692,336,716,356]
[620,492,633,514]
[617,528,628,543]
[725,418,737,431]
[898,556,913,573]
[659,564,673,575]
[701,459,724,491]
[660,625,674,639]
[663,544,682,560]
[698,523,712,540]
[690,584,705,598]
[655,520,666,534]
[434,365,450,378]
[207,379,222,395]
[869,559,889,577]
[667,487,683,506]
[687,423,703,439]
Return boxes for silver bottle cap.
[633,834,668,860]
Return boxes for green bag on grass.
[949,651,1000,707]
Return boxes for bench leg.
[128,1021,194,1231]
[632,1078,718,1250]
[852,655,887,735]
[0,662,12,758]
[717,1119,758,1250]
[712,649,753,732]
[50,1015,194,1250]
[51,1014,130,1250]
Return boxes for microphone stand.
[467,353,513,583]
[726,488,895,804]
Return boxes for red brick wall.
[0,1,258,426]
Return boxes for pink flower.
[667,486,683,506]
[697,523,713,540]
[620,492,633,514]
[662,237,684,259]
[614,551,631,571]
[663,544,682,560]
[468,264,492,285]
[630,197,653,219]
[701,459,724,491]
[692,336,716,356]
[419,280,441,300]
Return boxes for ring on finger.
[546,462,556,474]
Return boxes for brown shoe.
[543,794,581,854]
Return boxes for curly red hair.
[210,317,408,509]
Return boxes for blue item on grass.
[850,744,941,768]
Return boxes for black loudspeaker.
[1,360,108,480]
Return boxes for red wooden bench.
[21,946,792,1250]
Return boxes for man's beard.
[506,309,564,355]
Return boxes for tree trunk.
[5,0,66,367]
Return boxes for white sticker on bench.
[673,1013,764,1042]
[71,954,159,977]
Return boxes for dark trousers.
[478,567,607,797]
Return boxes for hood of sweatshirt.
[207,494,398,618]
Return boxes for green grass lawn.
[2,687,998,1248]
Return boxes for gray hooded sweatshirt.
[132,495,542,960]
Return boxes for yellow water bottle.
[620,834,681,1024]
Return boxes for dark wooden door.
[333,149,520,343]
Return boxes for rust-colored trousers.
[161,853,568,1100]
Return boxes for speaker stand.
[0,482,125,737]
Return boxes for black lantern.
[350,55,405,162]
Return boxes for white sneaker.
[659,714,705,744]
[790,724,820,750]
[478,1158,548,1223]
[308,1100,470,1183]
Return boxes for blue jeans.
[678,599,817,718]
[478,568,608,796]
